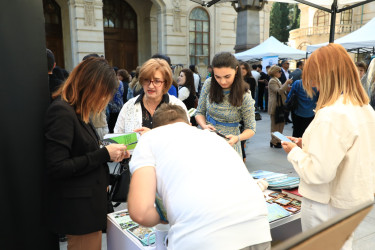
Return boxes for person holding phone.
[267,65,291,148]
[195,52,256,158]
[281,44,375,250]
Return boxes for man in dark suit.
[279,60,293,123]
[290,61,304,82]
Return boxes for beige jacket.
[267,77,289,115]
[287,96,375,209]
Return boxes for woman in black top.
[177,68,197,110]
[44,57,129,249]
[240,62,256,99]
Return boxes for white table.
[265,189,302,242]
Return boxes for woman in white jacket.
[114,58,188,135]
[282,43,375,250]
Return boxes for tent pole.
[329,0,338,43]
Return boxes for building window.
[341,7,352,24]
[189,8,210,66]
[313,10,329,26]
[103,0,136,30]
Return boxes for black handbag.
[285,91,298,112]
[275,93,285,124]
[108,159,131,208]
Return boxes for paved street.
[60,112,375,249]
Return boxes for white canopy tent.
[234,36,306,61]
[306,17,375,53]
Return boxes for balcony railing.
[290,23,363,40]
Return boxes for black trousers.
[258,83,265,109]
[292,113,314,138]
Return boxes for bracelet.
[237,135,241,142]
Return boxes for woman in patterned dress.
[195,52,256,157]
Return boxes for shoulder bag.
[275,93,285,124]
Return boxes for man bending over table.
[128,103,271,250]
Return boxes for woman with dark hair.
[195,52,256,157]
[240,62,256,99]
[44,57,129,249]
[117,69,130,104]
[177,68,197,110]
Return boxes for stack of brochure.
[108,210,155,246]
[267,203,292,222]
[250,170,300,189]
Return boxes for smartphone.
[271,132,293,143]
[210,130,229,140]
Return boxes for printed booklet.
[155,193,168,223]
[103,132,140,152]
[108,210,156,246]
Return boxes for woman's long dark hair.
[180,68,196,96]
[209,52,247,107]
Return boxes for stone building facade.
[289,2,375,57]
[43,0,270,76]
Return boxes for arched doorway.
[43,0,64,68]
[103,0,138,72]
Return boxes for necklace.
[145,98,158,114]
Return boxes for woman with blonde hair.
[282,43,375,250]
[114,58,188,135]
[267,65,290,148]
[44,57,129,249]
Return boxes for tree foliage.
[270,3,300,42]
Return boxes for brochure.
[155,193,168,223]
[267,203,292,222]
[126,225,155,246]
[103,132,140,151]
[250,170,288,182]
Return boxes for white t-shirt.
[130,123,271,250]
[193,73,200,93]
[251,70,260,87]
[178,86,190,102]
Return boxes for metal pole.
[329,0,338,43]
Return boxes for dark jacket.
[44,98,110,235]
[48,74,63,100]
[278,69,291,84]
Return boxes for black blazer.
[44,99,110,235]
[278,69,291,84]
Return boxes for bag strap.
[108,159,130,202]
[277,93,283,106]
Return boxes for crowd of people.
[44,45,375,250]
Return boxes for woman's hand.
[281,141,297,154]
[287,136,302,148]
[201,124,216,131]
[105,144,129,162]
[134,127,151,135]
[226,134,239,147]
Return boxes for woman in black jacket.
[44,57,129,249]
[240,62,256,99]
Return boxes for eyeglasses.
[143,79,165,87]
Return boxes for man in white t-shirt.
[128,104,271,250]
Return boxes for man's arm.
[127,166,161,227]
